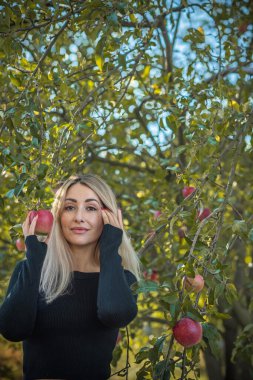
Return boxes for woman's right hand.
[22,212,38,240]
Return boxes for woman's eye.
[64,206,74,211]
[87,206,97,211]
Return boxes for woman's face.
[60,183,104,251]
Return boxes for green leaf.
[248,227,253,241]
[185,309,205,322]
[225,283,238,304]
[202,323,222,359]
[213,312,231,320]
[132,280,159,294]
[5,189,15,198]
[0,196,4,208]
[14,180,27,196]
[166,166,180,172]
[37,164,48,180]
[135,347,150,364]
[107,12,118,25]
[153,359,170,380]
[214,283,225,300]
[111,344,122,367]
[232,220,248,238]
[160,292,179,305]
[148,335,166,364]
[31,137,39,148]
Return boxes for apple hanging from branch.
[182,186,196,198]
[16,238,26,251]
[173,317,202,347]
[197,208,211,221]
[184,274,204,293]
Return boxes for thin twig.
[15,20,69,106]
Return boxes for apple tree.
[0,0,252,379]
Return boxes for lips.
[71,228,89,233]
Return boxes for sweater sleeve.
[97,224,138,328]
[0,236,47,342]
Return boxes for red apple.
[29,210,54,235]
[184,274,204,293]
[154,210,162,220]
[182,186,195,198]
[173,317,202,347]
[16,238,26,251]
[197,208,211,221]
[150,269,159,282]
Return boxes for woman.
[0,174,142,380]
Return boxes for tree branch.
[206,65,253,83]
[158,17,173,76]
[90,154,156,174]
[15,20,69,106]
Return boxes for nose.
[74,207,86,222]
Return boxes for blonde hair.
[39,174,142,304]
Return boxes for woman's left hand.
[101,208,123,230]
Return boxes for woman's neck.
[70,244,100,272]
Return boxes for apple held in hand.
[16,238,26,251]
[184,274,204,293]
[182,186,195,198]
[29,210,54,235]
[173,317,202,347]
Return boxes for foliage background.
[0,0,252,379]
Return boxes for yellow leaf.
[197,27,204,35]
[136,191,145,198]
[88,80,94,89]
[10,77,21,88]
[215,135,220,142]
[142,66,150,79]
[130,14,138,23]
[245,256,252,264]
[48,71,53,81]
[229,100,240,112]
[166,72,172,83]
[20,57,37,71]
[152,83,161,95]
[95,54,104,71]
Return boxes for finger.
[101,209,110,224]
[26,214,38,236]
[23,212,30,229]
[102,208,119,227]
[22,214,30,236]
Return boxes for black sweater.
[0,224,138,380]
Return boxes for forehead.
[65,183,100,201]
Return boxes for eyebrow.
[65,198,101,205]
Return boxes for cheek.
[94,214,104,231]
[60,213,69,229]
